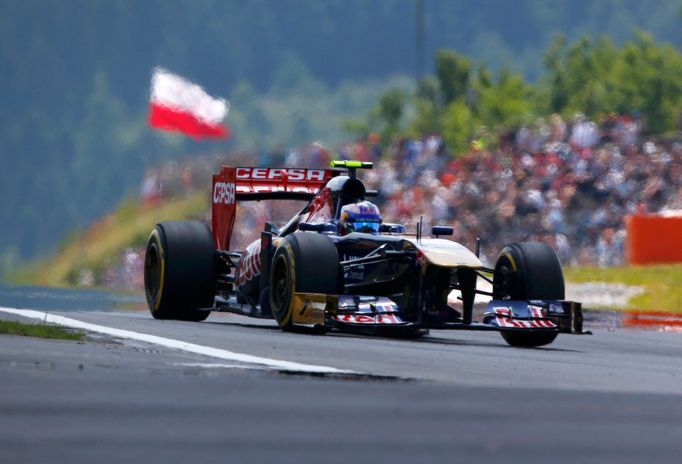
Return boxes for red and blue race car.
[143,161,582,346]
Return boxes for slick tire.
[269,232,340,332]
[492,242,564,347]
[144,221,215,322]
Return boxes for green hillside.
[13,193,208,288]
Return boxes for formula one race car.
[144,161,582,347]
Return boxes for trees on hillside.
[542,32,682,134]
[352,33,682,153]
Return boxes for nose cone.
[415,238,483,268]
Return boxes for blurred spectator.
[595,228,624,267]
[140,168,161,207]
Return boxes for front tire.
[269,233,340,331]
[144,221,215,322]
[493,242,564,347]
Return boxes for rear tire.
[493,242,564,347]
[144,221,215,322]
[269,233,339,331]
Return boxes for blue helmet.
[339,201,382,235]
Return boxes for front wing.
[288,292,583,334]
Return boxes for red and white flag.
[148,67,230,140]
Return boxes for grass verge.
[564,264,682,313]
[0,319,84,341]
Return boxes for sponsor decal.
[236,167,327,182]
[357,303,372,312]
[493,307,514,328]
[337,298,399,313]
[335,313,402,324]
[528,305,556,327]
[492,305,555,328]
[230,168,333,195]
[375,301,398,312]
[339,300,354,309]
[212,181,236,205]
[237,184,319,194]
[235,241,261,287]
[529,305,545,319]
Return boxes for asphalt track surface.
[1,287,682,463]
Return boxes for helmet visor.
[347,220,380,234]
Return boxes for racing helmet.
[339,201,382,235]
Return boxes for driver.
[339,201,382,235]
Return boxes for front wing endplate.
[291,293,338,325]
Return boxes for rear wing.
[211,166,337,250]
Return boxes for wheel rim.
[271,254,291,313]
[144,243,161,304]
[493,260,513,299]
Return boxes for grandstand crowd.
[139,113,682,275]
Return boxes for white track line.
[0,307,354,375]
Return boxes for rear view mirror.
[299,222,337,234]
[431,226,453,237]
[380,223,407,234]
